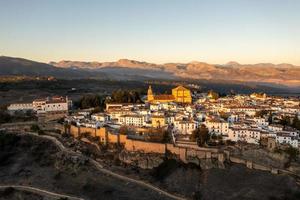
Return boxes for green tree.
[255,110,269,117]
[279,116,292,127]
[76,94,104,109]
[119,126,129,135]
[292,115,300,130]
[30,124,40,132]
[219,111,229,121]
[268,112,273,124]
[107,90,143,104]
[162,131,171,143]
[91,106,103,114]
[284,146,299,161]
[190,124,209,146]
[0,110,11,124]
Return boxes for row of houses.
[7,96,72,114]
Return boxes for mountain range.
[1,56,300,87]
[51,58,300,87]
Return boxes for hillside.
[1,56,300,87]
[0,56,103,79]
[0,133,172,200]
[1,133,299,200]
[51,59,300,86]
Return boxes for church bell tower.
[147,85,154,102]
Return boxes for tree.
[219,111,229,121]
[76,94,104,109]
[279,116,292,127]
[284,146,299,161]
[190,124,209,146]
[268,113,273,124]
[106,90,143,104]
[119,126,129,135]
[162,130,171,143]
[91,106,103,114]
[292,115,300,131]
[211,133,218,140]
[0,110,11,124]
[30,124,40,132]
[255,110,269,117]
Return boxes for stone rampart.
[69,125,287,176]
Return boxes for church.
[147,85,192,104]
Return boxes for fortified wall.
[1,122,297,177]
[68,125,221,162]
[68,125,289,176]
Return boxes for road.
[43,134,186,200]
[2,131,186,200]
[0,185,84,200]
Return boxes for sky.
[0,0,300,65]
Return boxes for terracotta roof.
[47,99,66,103]
[152,115,165,118]
[172,85,189,91]
[153,94,175,100]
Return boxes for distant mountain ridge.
[50,58,300,86]
[0,56,103,79]
[1,56,300,87]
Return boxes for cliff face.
[119,150,164,169]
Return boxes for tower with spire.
[147,85,154,102]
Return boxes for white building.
[7,103,33,112]
[282,107,300,114]
[228,114,238,123]
[268,124,283,132]
[119,114,145,127]
[205,118,229,136]
[33,96,71,114]
[227,127,261,144]
[8,96,72,114]
[228,107,257,116]
[276,132,299,148]
[253,117,269,127]
[174,119,198,135]
[77,120,101,129]
[91,113,110,122]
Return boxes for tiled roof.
[172,85,189,91]
[153,94,175,100]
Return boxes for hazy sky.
[1,0,300,65]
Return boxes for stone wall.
[229,156,246,165]
[124,139,166,153]
[69,125,129,145]
[68,125,285,176]
[252,163,271,171]
[0,121,36,132]
[69,125,228,163]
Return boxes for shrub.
[152,159,178,180]
[30,124,40,132]
[190,125,209,146]
[1,187,15,196]
[284,146,299,161]
[162,131,171,143]
[0,134,20,147]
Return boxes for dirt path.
[0,185,84,200]
[2,131,187,200]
